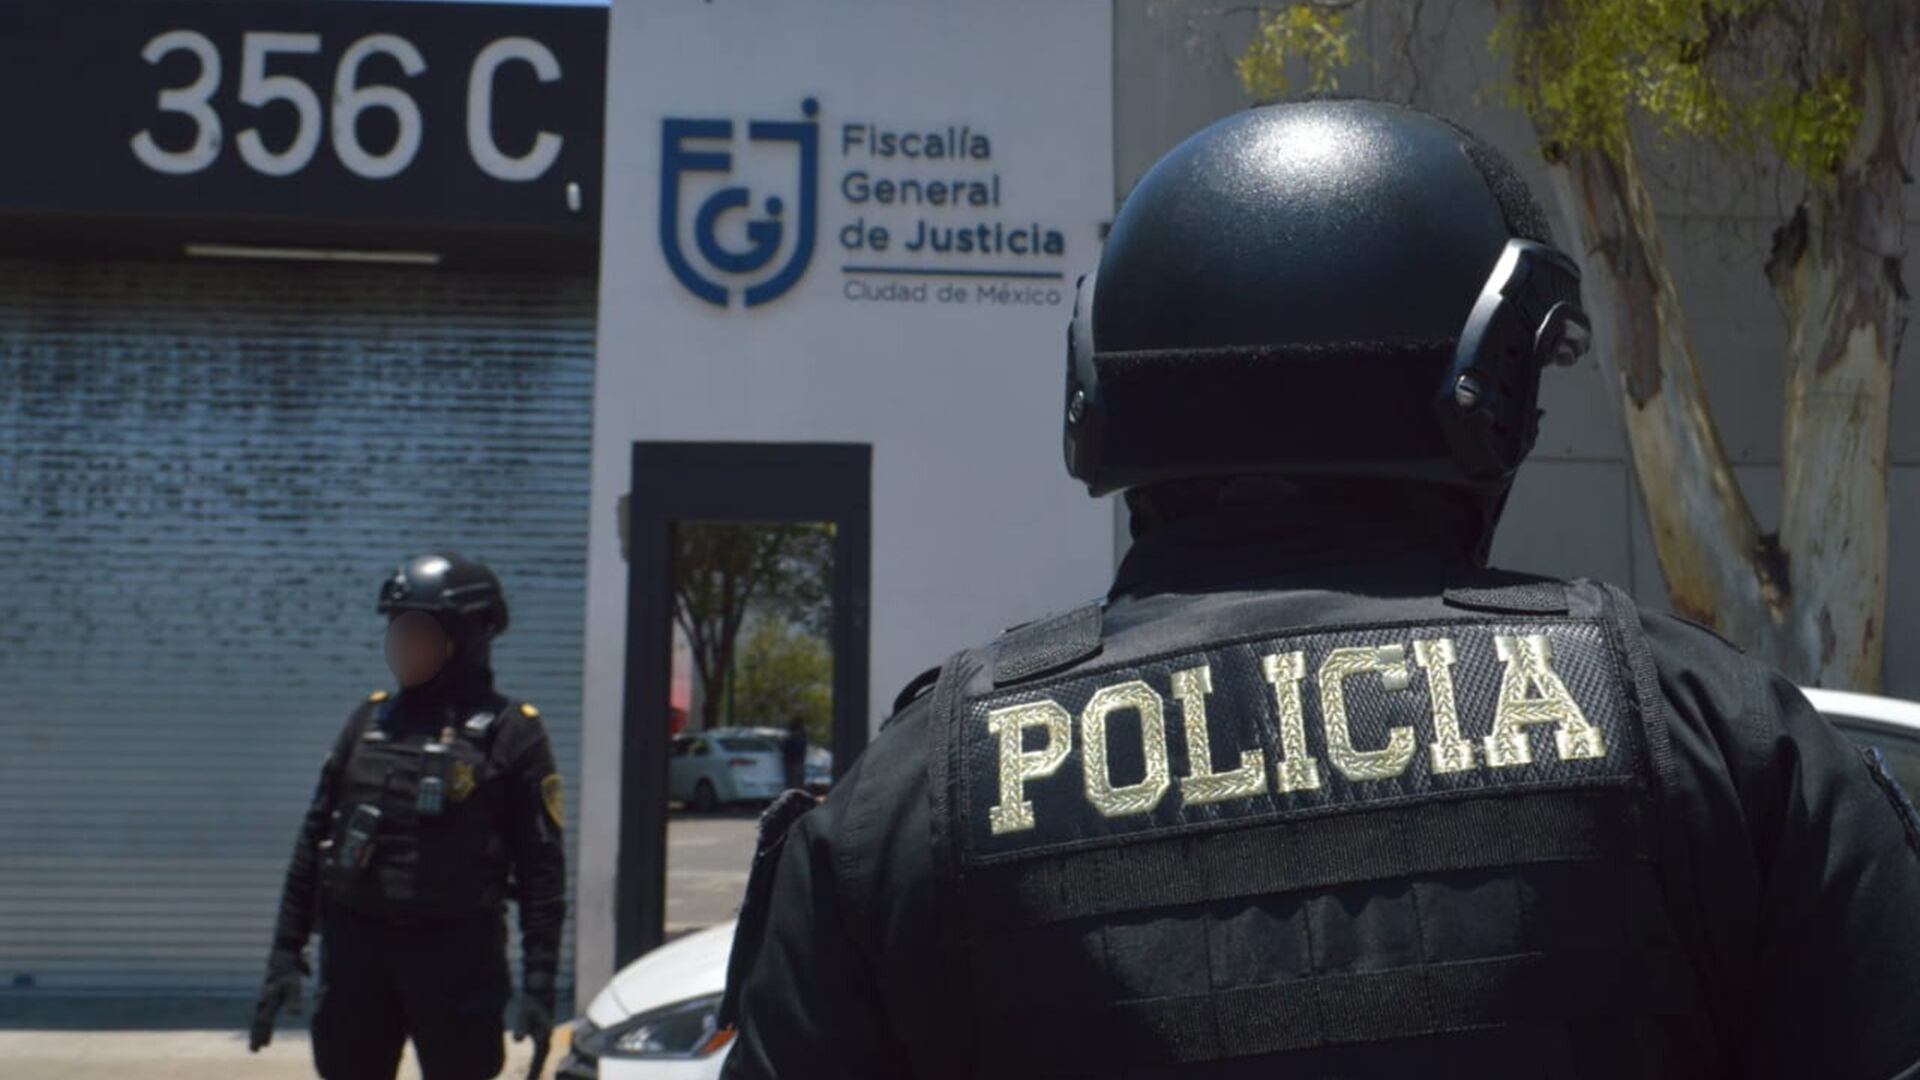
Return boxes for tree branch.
[1206,1,1363,17]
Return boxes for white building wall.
[578,0,1115,994]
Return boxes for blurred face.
[385,611,453,688]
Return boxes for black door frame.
[616,441,872,964]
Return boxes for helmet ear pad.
[1063,272,1106,483]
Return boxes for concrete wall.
[1112,0,1917,697]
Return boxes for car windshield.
[1831,718,1920,801]
[717,736,776,753]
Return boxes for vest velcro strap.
[1441,567,1572,614]
[984,946,1699,1073]
[994,602,1103,686]
[965,785,1647,931]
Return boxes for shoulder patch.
[540,774,566,829]
[367,689,391,703]
[519,702,540,720]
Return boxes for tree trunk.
[1511,0,1914,690]
[684,619,724,731]
[1763,0,1912,690]
[1542,136,1793,663]
[698,660,725,730]
[697,569,740,729]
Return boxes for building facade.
[2,0,1910,1009]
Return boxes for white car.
[561,922,736,1079]
[667,732,787,811]
[568,690,1920,1080]
[1806,687,1920,794]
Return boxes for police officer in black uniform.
[719,99,1920,1079]
[250,553,567,1080]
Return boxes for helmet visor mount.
[1436,239,1590,484]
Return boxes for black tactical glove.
[512,969,556,1041]
[248,948,307,1052]
[513,971,557,1080]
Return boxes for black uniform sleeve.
[722,698,951,1080]
[1646,616,1920,1080]
[498,709,567,994]
[268,707,365,958]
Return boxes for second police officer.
[719,99,1920,1078]
[250,553,568,1080]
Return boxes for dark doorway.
[616,442,871,964]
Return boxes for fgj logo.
[659,98,820,308]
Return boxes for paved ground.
[0,809,755,1078]
[0,1026,573,1080]
[664,807,759,932]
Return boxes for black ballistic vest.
[322,698,517,920]
[926,577,1719,1077]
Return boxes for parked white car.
[667,732,786,811]
[1805,687,1920,794]
[567,690,1920,1080]
[560,922,735,1080]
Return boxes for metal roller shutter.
[0,257,595,998]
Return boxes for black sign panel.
[0,1,606,264]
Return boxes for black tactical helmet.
[1065,98,1589,510]
[377,552,510,638]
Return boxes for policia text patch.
[958,619,1645,862]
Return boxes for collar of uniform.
[387,680,504,734]
[1109,500,1468,600]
